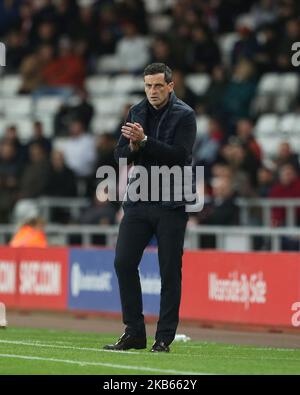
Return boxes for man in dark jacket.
[104,63,196,353]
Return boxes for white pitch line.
[1,339,300,362]
[0,339,142,355]
[0,353,208,375]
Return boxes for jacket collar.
[132,91,177,120]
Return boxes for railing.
[236,198,300,226]
[21,197,300,226]
[0,224,299,252]
[185,225,300,251]
[37,197,90,222]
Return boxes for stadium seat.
[289,135,300,153]
[185,74,211,96]
[254,114,279,137]
[273,94,294,114]
[149,14,172,33]
[0,75,22,96]
[292,115,300,133]
[279,73,300,96]
[278,113,296,134]
[250,94,274,115]
[92,96,127,116]
[196,115,209,137]
[111,75,144,94]
[86,76,112,96]
[126,94,144,104]
[0,118,7,138]
[91,116,119,134]
[97,54,122,73]
[1,96,32,117]
[218,32,239,66]
[34,97,64,116]
[143,0,173,13]
[257,73,280,95]
[256,135,283,157]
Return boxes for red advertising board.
[180,251,300,328]
[17,248,68,310]
[0,247,18,307]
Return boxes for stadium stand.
[1,0,300,250]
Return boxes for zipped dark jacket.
[114,92,197,208]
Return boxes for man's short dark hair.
[144,63,173,84]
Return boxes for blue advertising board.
[68,248,161,315]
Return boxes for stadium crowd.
[1,0,300,247]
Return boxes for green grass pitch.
[0,327,299,375]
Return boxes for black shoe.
[150,340,170,353]
[103,333,146,351]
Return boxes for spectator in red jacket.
[41,36,86,91]
[269,163,300,226]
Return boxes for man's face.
[144,73,174,109]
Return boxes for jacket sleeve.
[142,110,197,166]
[114,109,139,165]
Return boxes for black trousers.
[114,203,188,345]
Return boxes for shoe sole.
[103,345,147,351]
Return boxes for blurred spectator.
[250,0,278,29]
[272,141,300,173]
[96,5,121,57]
[68,1,97,62]
[231,17,259,66]
[199,176,238,226]
[235,118,262,162]
[0,0,21,37]
[218,138,259,196]
[37,36,86,96]
[4,29,29,73]
[44,150,77,223]
[193,117,224,179]
[222,59,257,128]
[95,133,118,175]
[168,23,191,73]
[54,88,94,136]
[80,194,117,226]
[54,0,79,38]
[113,102,133,139]
[254,23,278,75]
[30,20,58,50]
[19,44,53,94]
[45,150,77,197]
[0,139,21,222]
[3,125,26,165]
[187,25,221,73]
[150,37,179,71]
[116,0,148,35]
[257,165,275,197]
[115,22,150,73]
[27,120,52,156]
[172,69,199,109]
[211,162,234,180]
[276,18,300,71]
[60,119,96,178]
[10,199,47,247]
[269,163,300,226]
[190,176,238,248]
[80,190,118,244]
[17,1,34,39]
[202,65,228,117]
[19,143,50,199]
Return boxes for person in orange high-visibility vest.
[9,200,48,247]
[10,221,47,247]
